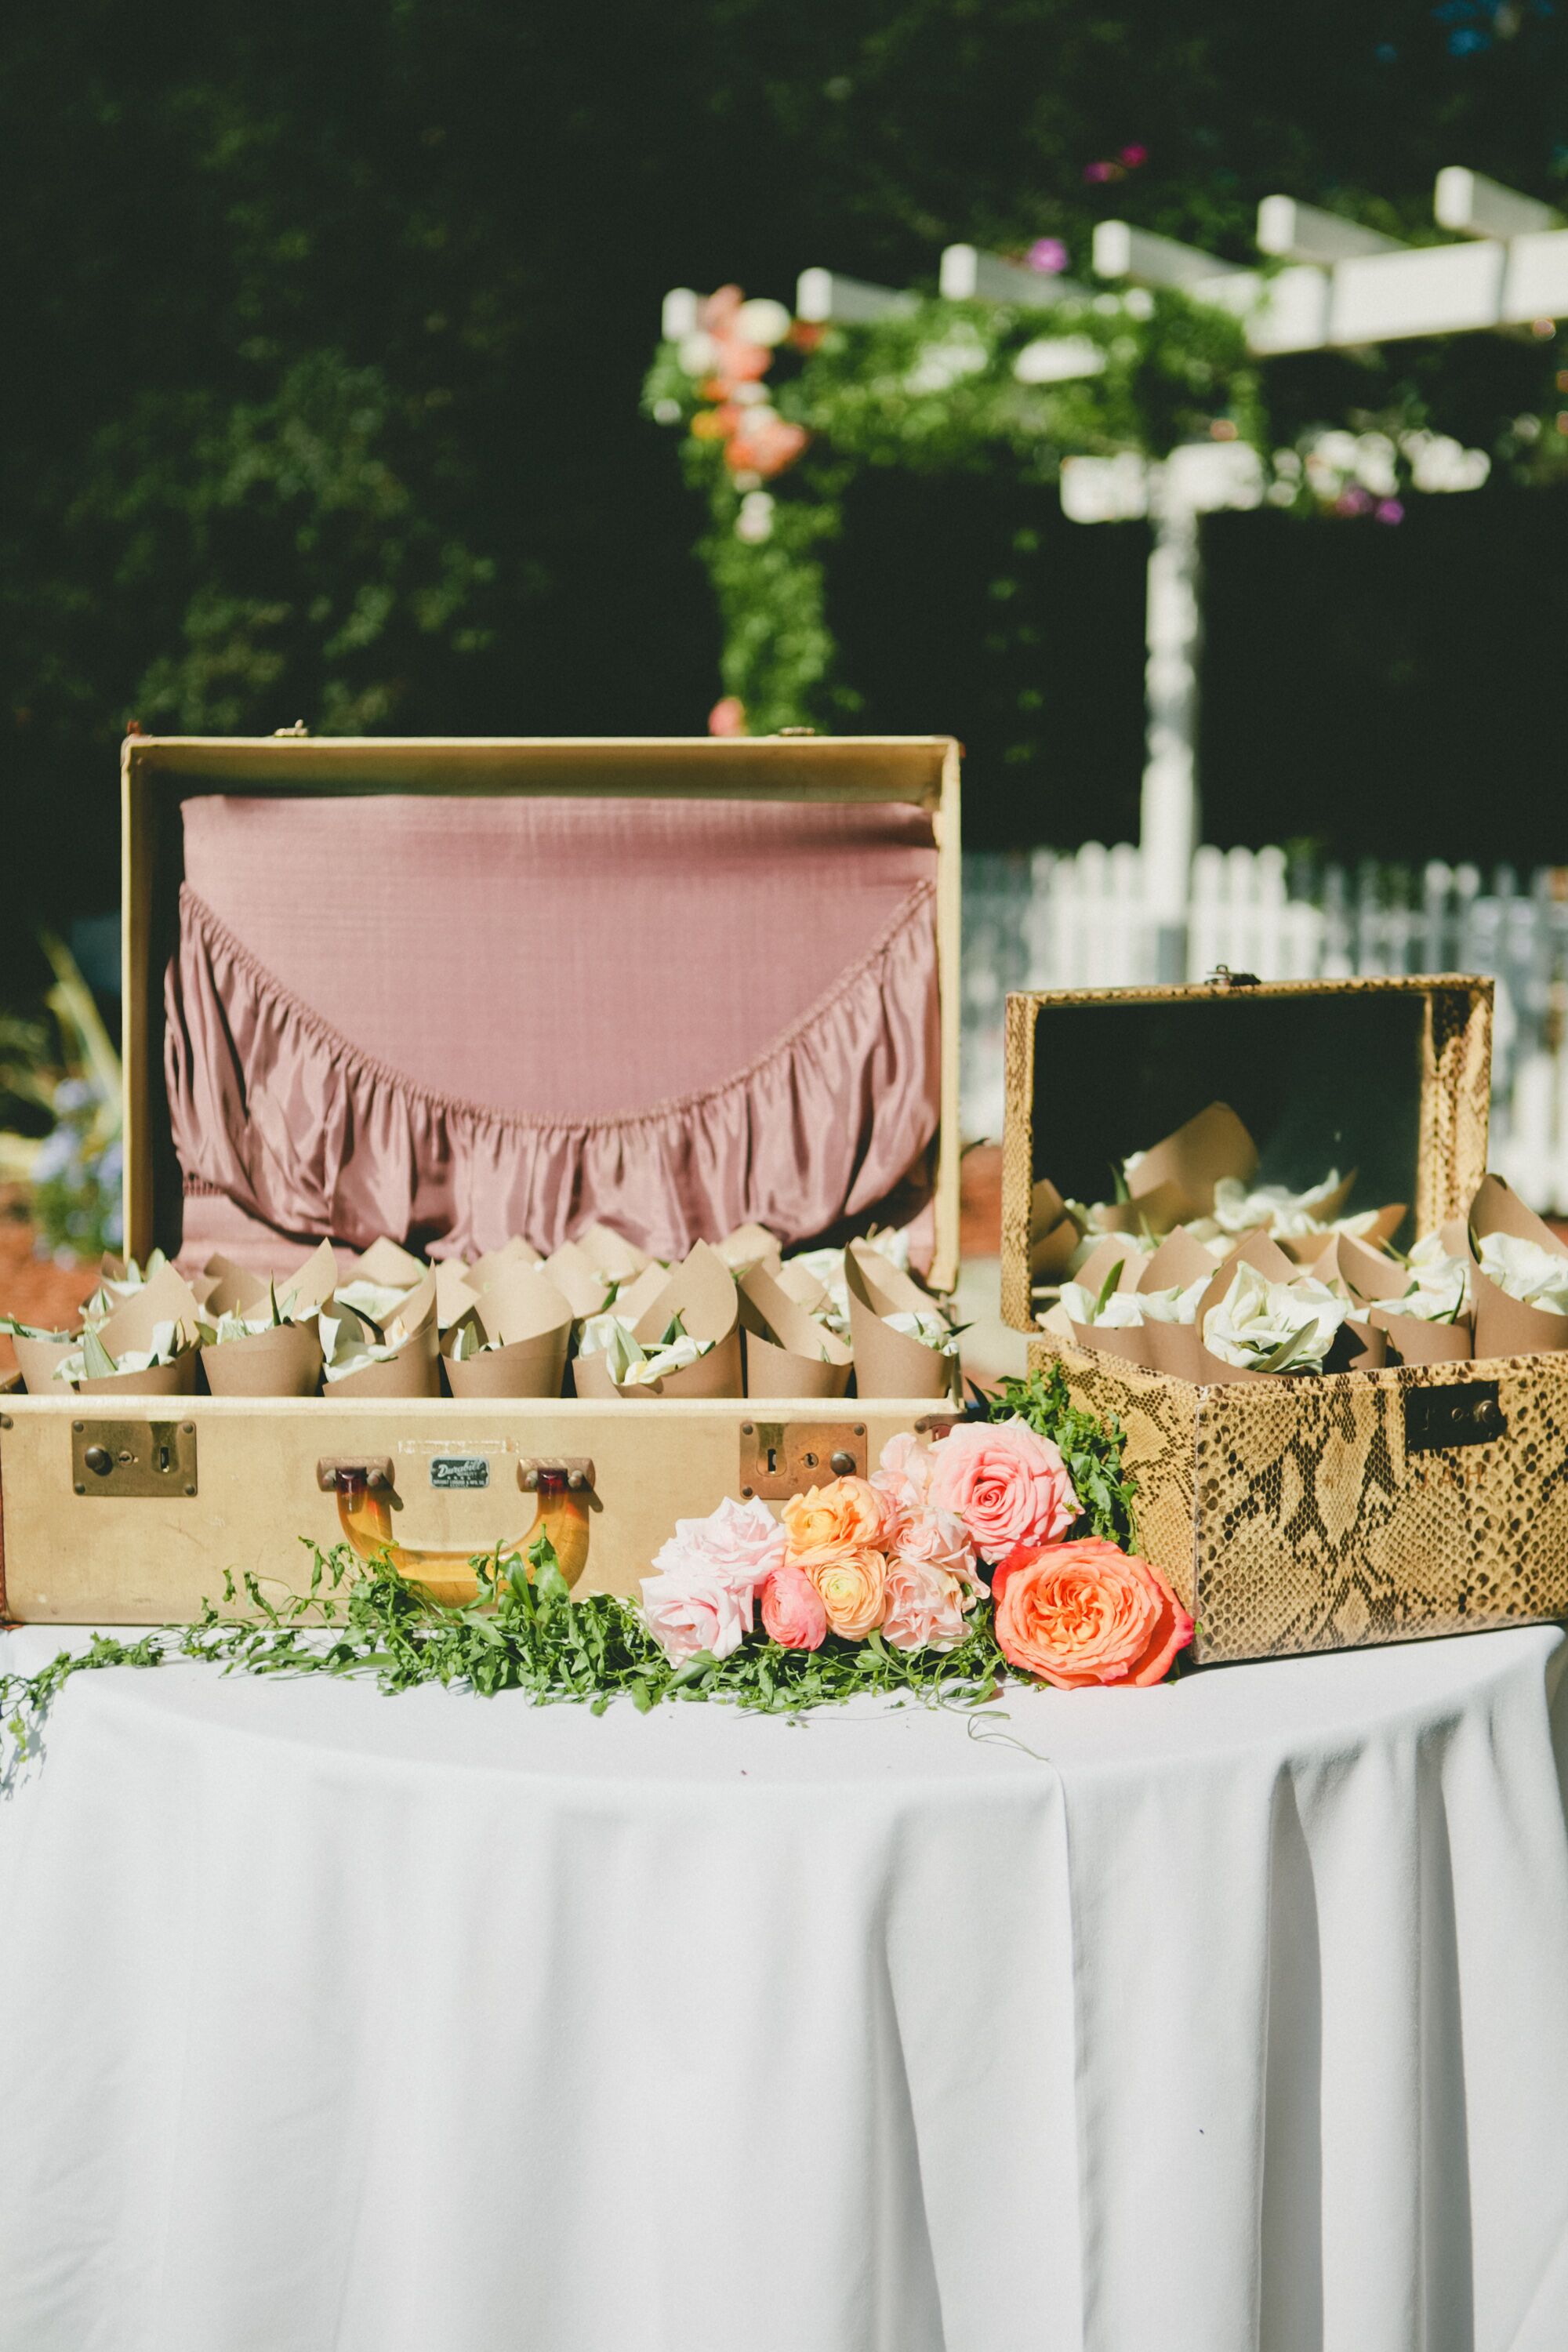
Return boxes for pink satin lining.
[165,880,940,1261]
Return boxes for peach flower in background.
[991,1538,1192,1690]
[761,1564,829,1651]
[708,695,746,737]
[806,1545,888,1640]
[783,1475,895,1559]
[925,1419,1079,1563]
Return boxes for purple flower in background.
[1374,499,1405,524]
[1119,144,1148,167]
[1336,486,1374,516]
[1027,238,1069,274]
[1083,161,1114,184]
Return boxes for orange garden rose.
[806,1546,888,1641]
[991,1538,1193,1690]
[782,1476,893,1559]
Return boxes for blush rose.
[925,1419,1079,1563]
[991,1538,1193,1690]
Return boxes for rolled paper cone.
[571,1327,743,1401]
[1138,1228,1215,1294]
[1095,1182,1186,1238]
[274,1237,339,1320]
[1036,1301,1077,1345]
[742,1329,852,1399]
[1194,1345,1275,1386]
[327,1321,441,1398]
[1069,1236,1145,1299]
[201,1254,270,1319]
[1305,1170,1359,1225]
[1126,1102,1259,1220]
[1068,1319,1150,1369]
[630,1240,740,1352]
[1353,1203,1407,1252]
[97,1262,205,1357]
[543,1242,614,1319]
[1469,1171,1568,1257]
[738,1262,853,1399]
[1437,1217,1471,1259]
[713,1222,784,1276]
[443,1332,568,1399]
[1029,1179,1083,1281]
[13,1334,79,1392]
[607,1263,672,1327]
[467,1237,542,1290]
[77,1352,199,1398]
[1327,1317,1388,1373]
[1142,1317,1204,1380]
[774,1260,829,1312]
[575,1223,651,1283]
[1470,1267,1568,1362]
[434,1259,484,1329]
[1369,1306,1473,1364]
[846,1288,953,1399]
[1333,1232,1410,1305]
[844,1237,943,1320]
[385,1270,437,1341]
[201,1321,324,1398]
[344,1236,428,1287]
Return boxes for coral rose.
[925,1419,1078,1563]
[804,1546,887,1641]
[991,1538,1192,1690]
[760,1564,829,1651]
[782,1475,894,1559]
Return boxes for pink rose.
[925,1419,1079,1564]
[658,1494,786,1594]
[871,1430,932,1535]
[639,1570,750,1663]
[894,1504,978,1584]
[761,1564,829,1651]
[881,1557,973,1653]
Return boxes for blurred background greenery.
[5,0,1567,1026]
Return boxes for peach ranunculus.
[991,1538,1192,1690]
[805,1545,888,1641]
[925,1419,1079,1564]
[760,1564,829,1651]
[782,1475,895,1561]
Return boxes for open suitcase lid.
[999,973,1494,1332]
[122,734,962,1288]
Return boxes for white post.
[1141,459,1201,975]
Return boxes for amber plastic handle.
[319,1459,593,1603]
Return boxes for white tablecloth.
[2,1621,1567,2352]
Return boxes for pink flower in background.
[1083,161,1115,184]
[895,1504,978,1584]
[761,1564,829,1650]
[1375,499,1404,525]
[1119,143,1148,167]
[641,1570,750,1663]
[926,1419,1078,1563]
[882,1557,973,1652]
[1027,237,1069,275]
[708,696,747,736]
[724,409,808,480]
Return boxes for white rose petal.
[1478,1231,1568,1316]
[1203,1262,1348,1372]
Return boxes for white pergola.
[665,169,1568,971]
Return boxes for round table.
[2,1621,1567,2352]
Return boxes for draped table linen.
[2,1621,1567,2352]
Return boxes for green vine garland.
[0,1367,1138,1759]
[644,287,1264,735]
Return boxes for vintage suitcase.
[1000,973,1568,1664]
[0,731,963,1624]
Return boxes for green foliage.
[1,934,122,1257]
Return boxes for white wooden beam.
[1327,240,1508,343]
[1257,196,1401,263]
[939,243,1082,307]
[662,288,701,340]
[1502,230,1568,325]
[1093,220,1244,288]
[1013,336,1105,383]
[1436,167,1560,241]
[795,268,916,325]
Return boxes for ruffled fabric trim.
[164,883,940,1261]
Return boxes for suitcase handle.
[315,1457,594,1604]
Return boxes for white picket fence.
[962,843,1568,1212]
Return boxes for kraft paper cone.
[1073,1236,1145,1300]
[1189,1233,1306,1385]
[1327,1317,1388,1373]
[467,1238,542,1290]
[607,1262,672,1327]
[846,1288,954,1398]
[345,1236,428,1287]
[572,1327,744,1401]
[201,1254,269,1319]
[775,1259,829,1312]
[714,1222,783,1276]
[575,1223,651,1283]
[201,1320,324,1398]
[328,1319,441,1398]
[1029,1179,1083,1283]
[1127,1102,1258,1221]
[1369,1305,1474,1364]
[13,1334,79,1392]
[630,1240,740,1351]
[844,1237,944,1320]
[1068,1319,1151,1369]
[441,1268,572,1399]
[1469,1173,1565,1256]
[385,1270,437,1342]
[738,1264,852,1399]
[77,1352,199,1398]
[1332,1233,1409,1305]
[274,1238,339,1320]
[1037,1301,1077,1346]
[1468,1174,1568,1357]
[1137,1229,1216,1296]
[543,1242,614,1319]
[1142,1317,1204,1380]
[435,1258,483,1330]
[1275,1200,1403,1265]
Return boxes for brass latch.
[739,1421,866,1500]
[72,1418,198,1497]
